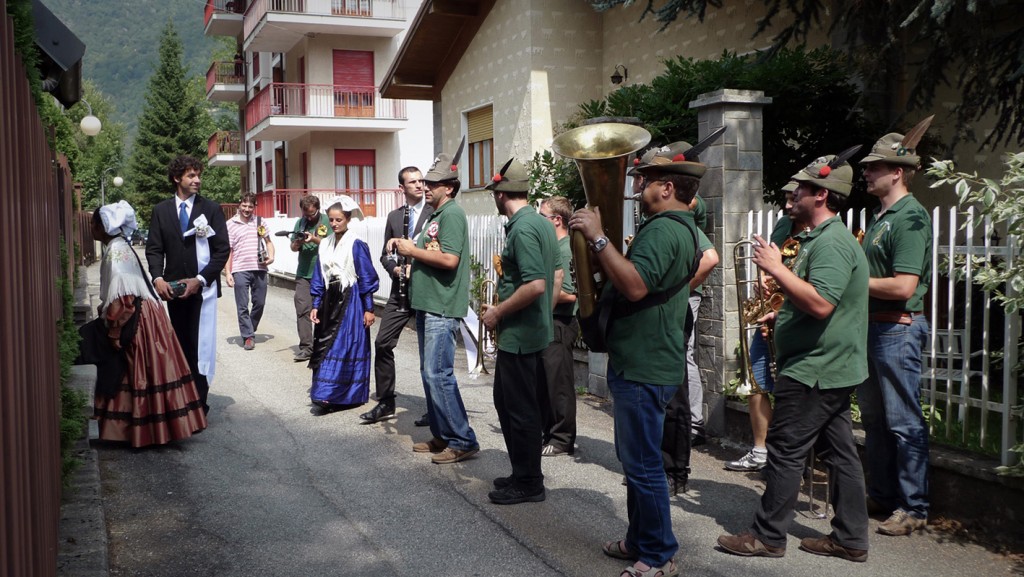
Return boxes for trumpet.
[472,278,499,375]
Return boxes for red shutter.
[335,149,375,166]
[333,50,374,89]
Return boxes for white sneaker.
[726,450,767,472]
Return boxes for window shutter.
[467,106,493,143]
[333,50,374,88]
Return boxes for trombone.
[733,239,782,396]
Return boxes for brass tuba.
[551,122,651,318]
[733,239,780,396]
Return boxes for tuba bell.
[551,122,651,319]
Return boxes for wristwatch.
[589,236,609,253]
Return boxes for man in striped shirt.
[225,193,274,351]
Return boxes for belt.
[868,311,923,325]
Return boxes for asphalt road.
[95,277,1017,577]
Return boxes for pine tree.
[126,21,207,224]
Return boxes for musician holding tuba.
[361,167,433,425]
[718,150,871,563]
[570,151,704,577]
[482,158,560,505]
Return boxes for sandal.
[620,559,678,577]
[602,540,638,561]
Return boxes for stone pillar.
[689,89,771,437]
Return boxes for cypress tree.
[126,21,207,224]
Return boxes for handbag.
[577,213,703,353]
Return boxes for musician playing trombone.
[483,158,560,505]
[718,151,871,563]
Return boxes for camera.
[257,249,269,264]
[168,281,187,298]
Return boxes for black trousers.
[493,350,547,491]
[167,294,208,410]
[751,375,870,550]
[541,316,578,451]
[373,289,414,405]
[660,381,692,482]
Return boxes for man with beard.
[290,195,330,362]
[717,150,870,562]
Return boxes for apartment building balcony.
[208,131,247,167]
[204,0,246,36]
[245,83,407,142]
[243,0,406,53]
[255,188,404,218]
[206,61,246,102]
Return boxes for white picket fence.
[744,207,1022,465]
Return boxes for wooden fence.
[1,3,76,575]
[745,207,1023,465]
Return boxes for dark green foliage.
[126,21,210,224]
[57,240,87,486]
[69,82,128,210]
[527,149,586,208]
[588,0,1024,151]
[535,47,878,208]
[5,0,42,102]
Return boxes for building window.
[264,159,273,190]
[251,52,260,80]
[467,105,493,189]
[335,149,376,208]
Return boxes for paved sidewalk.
[59,256,1020,576]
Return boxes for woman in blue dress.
[308,196,379,414]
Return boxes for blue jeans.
[416,312,478,451]
[749,329,775,393]
[858,315,930,519]
[608,366,679,567]
[232,270,267,339]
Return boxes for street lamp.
[79,99,101,136]
[101,167,123,206]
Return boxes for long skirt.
[309,282,372,406]
[94,299,207,447]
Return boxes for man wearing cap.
[361,166,433,425]
[390,143,480,465]
[718,152,870,562]
[858,120,934,536]
[483,158,559,504]
[726,180,803,473]
[571,153,703,577]
[538,195,578,458]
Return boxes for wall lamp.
[610,64,628,86]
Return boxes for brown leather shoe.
[877,509,927,536]
[799,535,867,563]
[412,437,447,453]
[431,446,479,464]
[717,532,785,558]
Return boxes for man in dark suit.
[360,166,433,424]
[146,155,230,414]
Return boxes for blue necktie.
[179,202,189,234]
[408,208,416,237]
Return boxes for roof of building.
[379,0,496,101]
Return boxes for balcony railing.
[206,61,245,93]
[208,131,243,158]
[245,83,407,131]
[254,188,404,218]
[244,0,404,36]
[204,0,247,26]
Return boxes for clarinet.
[395,205,411,312]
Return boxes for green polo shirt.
[294,212,330,279]
[692,195,707,231]
[496,205,559,354]
[691,229,714,295]
[410,199,470,318]
[607,210,697,386]
[553,235,577,318]
[774,216,869,389]
[863,194,932,313]
[770,215,794,246]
